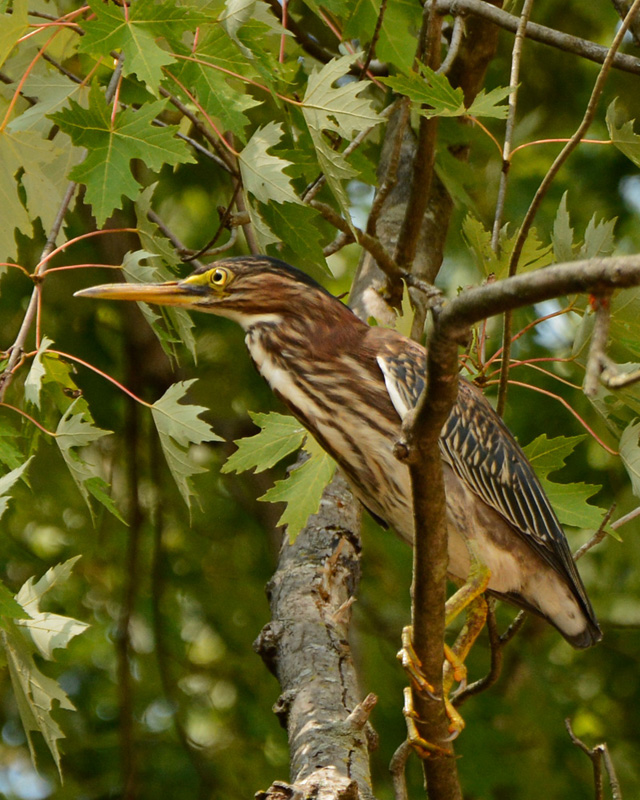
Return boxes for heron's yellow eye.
[209,267,230,288]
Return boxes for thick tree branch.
[254,472,377,800]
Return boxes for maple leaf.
[523,434,606,531]
[50,83,195,226]
[55,399,123,522]
[238,122,301,205]
[78,0,211,91]
[1,557,88,777]
[151,380,223,509]
[222,412,306,474]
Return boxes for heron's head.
[75,255,334,330]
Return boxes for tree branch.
[397,253,640,796]
[435,0,640,76]
[254,472,377,800]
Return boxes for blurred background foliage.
[1,0,640,798]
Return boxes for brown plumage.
[76,255,602,648]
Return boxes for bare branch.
[497,0,640,413]
[491,0,536,252]
[565,719,623,800]
[435,0,640,76]
[573,505,616,561]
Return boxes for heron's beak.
[74,279,206,307]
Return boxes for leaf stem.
[0,403,56,437]
[47,351,153,408]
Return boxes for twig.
[393,7,466,800]
[611,505,640,530]
[491,0,535,252]
[565,719,623,800]
[389,740,411,800]
[393,5,442,273]
[454,604,504,705]
[438,16,465,77]
[434,0,640,76]
[359,0,388,78]
[496,0,640,415]
[310,200,403,287]
[574,505,616,561]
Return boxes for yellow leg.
[397,544,491,756]
[401,687,454,759]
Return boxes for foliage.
[0,1,640,798]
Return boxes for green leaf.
[260,439,337,540]
[78,0,212,91]
[2,557,87,777]
[302,53,381,218]
[381,67,465,117]
[579,213,616,259]
[381,67,512,119]
[24,336,53,409]
[374,0,423,74]
[0,458,32,521]
[523,434,606,530]
[121,250,196,362]
[462,214,552,278]
[222,412,306,474]
[0,0,27,70]
[620,419,640,498]
[238,122,301,205]
[177,26,262,142]
[55,399,119,519]
[50,82,195,226]
[0,582,29,622]
[0,418,23,471]
[466,85,514,119]
[2,625,73,777]
[151,380,223,508]
[260,202,328,274]
[606,98,640,169]
[552,192,575,263]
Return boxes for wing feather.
[376,348,588,598]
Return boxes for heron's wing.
[376,347,585,590]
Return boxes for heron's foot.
[397,628,466,736]
[401,686,457,759]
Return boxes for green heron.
[76,255,602,649]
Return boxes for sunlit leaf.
[1,557,87,776]
[24,336,53,409]
[302,53,381,218]
[238,122,301,205]
[0,458,32,521]
[151,380,223,508]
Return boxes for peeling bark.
[254,473,378,800]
